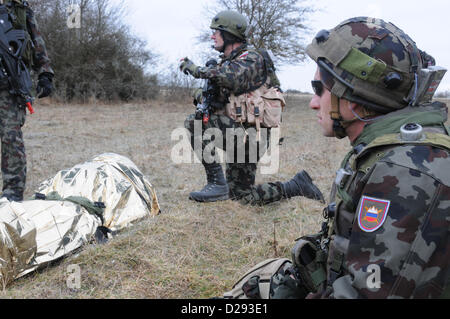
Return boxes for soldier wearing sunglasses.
[224,17,449,299]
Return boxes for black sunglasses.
[311,80,324,97]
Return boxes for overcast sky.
[119,0,450,94]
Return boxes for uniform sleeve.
[26,6,54,75]
[331,147,450,299]
[195,51,265,94]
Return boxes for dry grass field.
[1,95,448,298]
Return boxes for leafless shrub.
[435,90,450,98]
[157,63,202,103]
[31,0,159,103]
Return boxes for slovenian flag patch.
[357,196,390,232]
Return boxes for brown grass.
[5,94,445,298]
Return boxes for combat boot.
[1,193,23,202]
[189,163,229,202]
[280,170,325,203]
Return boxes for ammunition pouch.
[291,233,328,294]
[225,84,285,131]
[270,264,310,299]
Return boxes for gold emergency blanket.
[37,153,161,230]
[0,153,160,288]
[0,199,100,287]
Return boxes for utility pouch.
[244,91,263,125]
[270,264,310,299]
[225,86,285,133]
[226,94,247,123]
[261,87,285,128]
[291,233,328,293]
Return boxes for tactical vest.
[2,0,33,67]
[291,125,450,297]
[220,48,286,134]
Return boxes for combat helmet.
[210,10,248,41]
[306,17,427,114]
[305,17,449,138]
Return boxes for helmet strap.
[329,93,358,139]
[216,32,225,53]
[220,30,235,52]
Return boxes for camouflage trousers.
[0,90,27,200]
[184,113,284,205]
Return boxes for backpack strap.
[233,48,281,95]
[257,48,281,89]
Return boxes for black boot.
[1,190,24,202]
[1,194,23,202]
[281,170,325,203]
[189,163,229,202]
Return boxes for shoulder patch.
[357,196,390,232]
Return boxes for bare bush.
[157,63,202,103]
[31,0,159,103]
[435,90,450,98]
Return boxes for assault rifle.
[0,4,34,114]
[195,59,220,124]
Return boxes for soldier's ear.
[350,102,381,120]
[350,102,362,112]
[345,101,365,118]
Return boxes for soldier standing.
[224,17,449,299]
[180,10,323,205]
[0,0,53,202]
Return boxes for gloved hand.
[192,87,203,106]
[179,57,199,77]
[36,72,53,98]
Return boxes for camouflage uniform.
[0,1,53,200]
[26,4,53,75]
[225,17,449,299]
[315,103,450,298]
[184,44,284,204]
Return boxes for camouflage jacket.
[319,102,450,299]
[195,44,267,98]
[25,2,53,75]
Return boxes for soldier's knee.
[2,129,24,147]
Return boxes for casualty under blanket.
[0,153,160,288]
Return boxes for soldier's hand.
[192,87,203,106]
[179,57,199,77]
[36,72,53,98]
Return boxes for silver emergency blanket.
[0,153,160,288]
